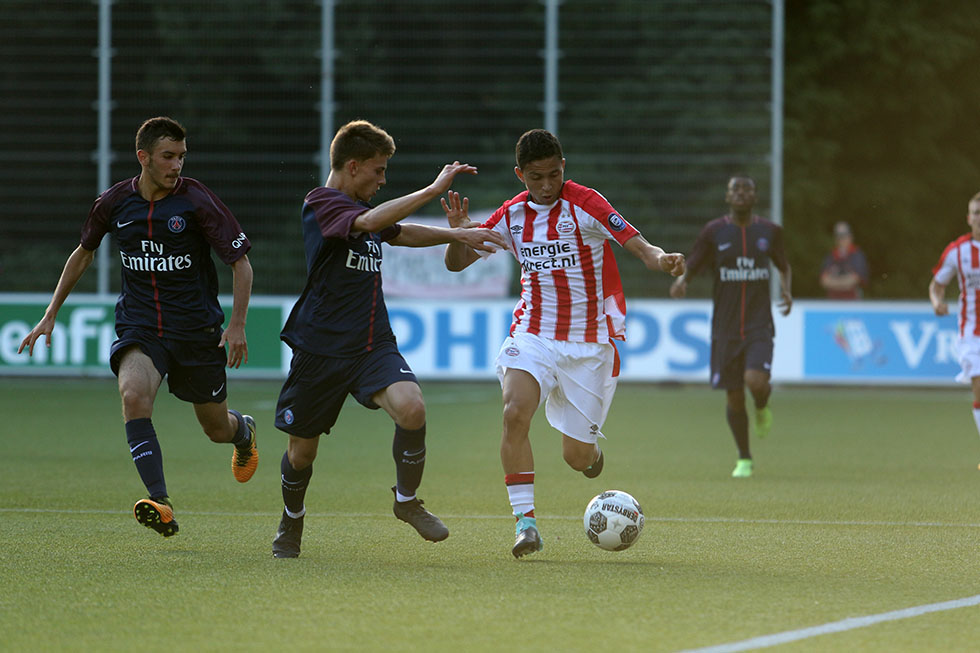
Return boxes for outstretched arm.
[623,234,685,277]
[18,245,95,355]
[392,223,506,251]
[220,254,252,368]
[352,162,477,233]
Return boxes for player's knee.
[726,388,746,410]
[120,387,152,420]
[563,437,597,470]
[562,445,593,471]
[501,399,533,431]
[202,422,227,443]
[288,447,316,470]
[395,398,426,430]
[744,369,769,390]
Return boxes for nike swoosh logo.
[117,220,135,228]
[399,368,412,374]
[211,383,225,396]
[129,441,149,453]
[718,243,732,251]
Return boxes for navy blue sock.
[726,406,751,459]
[125,418,167,499]
[281,451,312,515]
[227,409,249,447]
[392,423,426,498]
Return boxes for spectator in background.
[820,221,869,299]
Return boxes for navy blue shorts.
[274,341,418,438]
[710,335,773,390]
[109,327,228,404]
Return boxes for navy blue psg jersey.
[80,176,250,340]
[279,186,402,357]
[686,215,788,340]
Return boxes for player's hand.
[669,277,687,299]
[220,323,248,368]
[430,161,478,196]
[441,191,477,228]
[455,227,507,253]
[17,315,56,356]
[934,302,949,316]
[778,291,793,316]
[659,253,685,277]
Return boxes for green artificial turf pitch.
[2,379,980,652]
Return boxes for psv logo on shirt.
[556,217,576,235]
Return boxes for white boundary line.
[4,506,980,650]
[3,507,980,529]
[677,594,980,652]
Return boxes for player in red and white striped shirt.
[444,129,684,557]
[930,190,980,468]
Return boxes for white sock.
[505,472,535,517]
[395,490,416,503]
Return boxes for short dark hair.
[136,117,186,153]
[727,175,755,188]
[330,120,396,170]
[515,129,563,170]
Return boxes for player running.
[670,175,792,478]
[443,128,685,558]
[18,117,257,537]
[929,191,980,469]
[270,119,506,558]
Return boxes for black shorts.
[274,341,418,438]
[710,335,773,390]
[110,327,228,404]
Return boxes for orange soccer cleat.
[133,497,179,537]
[231,414,258,483]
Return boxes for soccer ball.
[583,490,645,551]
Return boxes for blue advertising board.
[0,295,963,385]
[803,305,960,384]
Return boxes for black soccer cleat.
[133,496,179,537]
[512,522,543,559]
[582,447,604,479]
[391,487,449,542]
[272,510,304,559]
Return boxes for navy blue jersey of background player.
[280,186,402,357]
[80,176,251,340]
[685,215,788,341]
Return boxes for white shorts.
[495,332,618,444]
[955,336,980,384]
